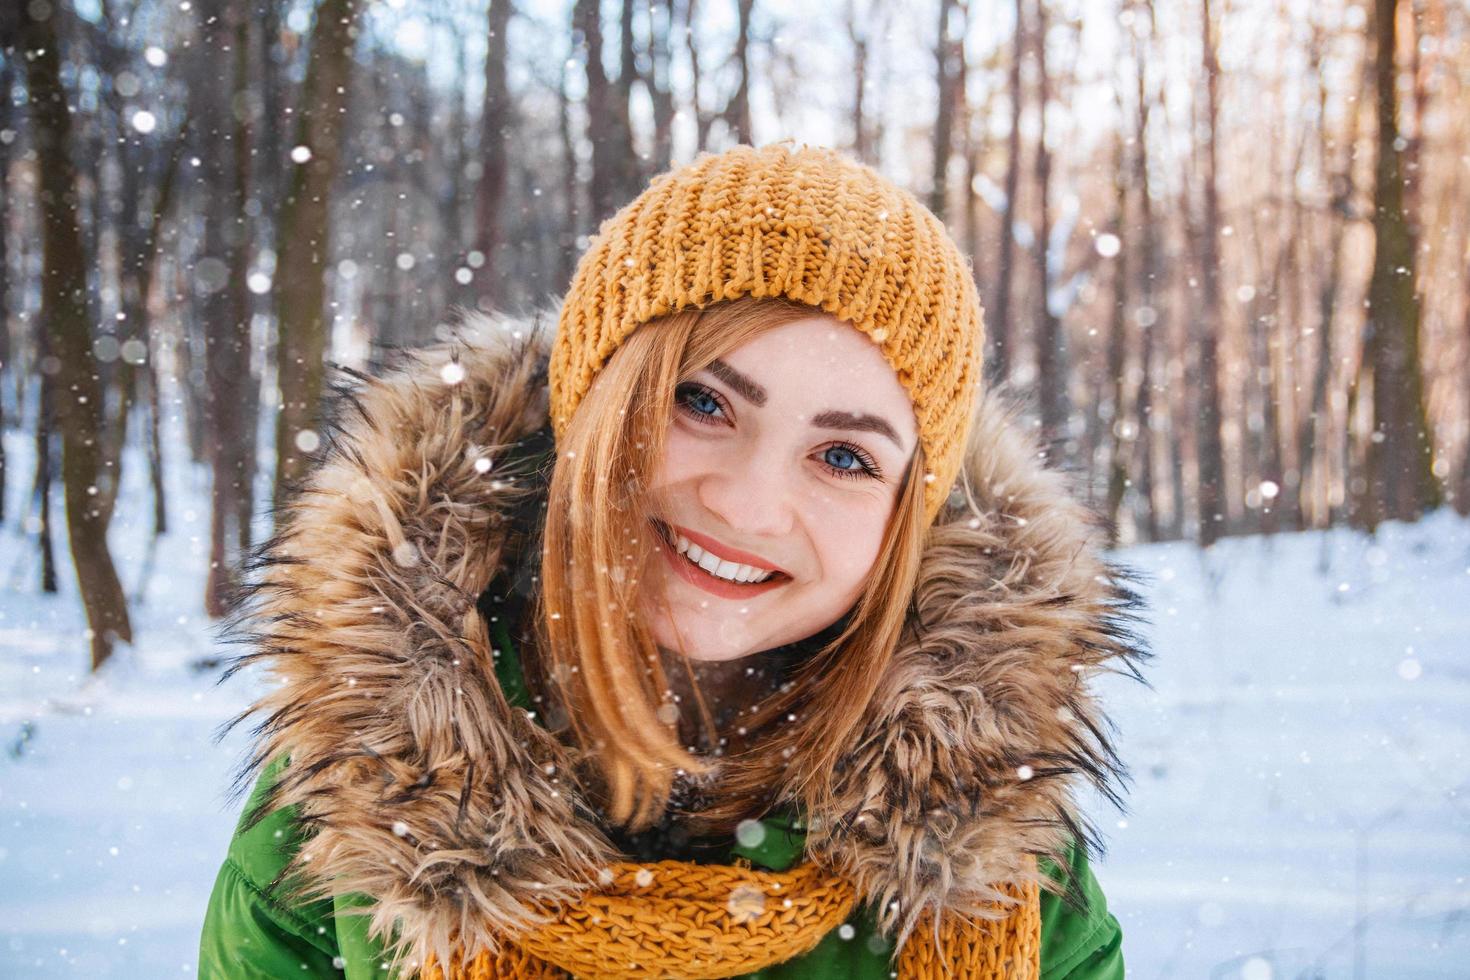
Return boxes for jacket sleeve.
[198,755,345,979]
[1038,839,1125,980]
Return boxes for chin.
[660,629,760,663]
[647,608,764,663]
[677,647,755,664]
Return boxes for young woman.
[199,143,1147,979]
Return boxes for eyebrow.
[705,359,907,451]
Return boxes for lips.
[650,519,791,598]
[654,518,789,574]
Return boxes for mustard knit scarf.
[422,859,1041,980]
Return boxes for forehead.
[715,315,918,438]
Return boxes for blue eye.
[675,382,727,423]
[822,443,881,481]
[673,382,883,482]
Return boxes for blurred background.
[0,0,1467,976]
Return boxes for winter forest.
[2,0,1468,976]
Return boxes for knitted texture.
[548,142,987,526]
[420,860,1039,980]
[896,878,1042,980]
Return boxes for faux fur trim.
[215,309,1149,975]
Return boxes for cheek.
[649,427,706,488]
[812,504,888,587]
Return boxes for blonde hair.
[535,296,930,831]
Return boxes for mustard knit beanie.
[548,141,986,526]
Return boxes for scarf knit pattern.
[421,859,1041,980]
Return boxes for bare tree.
[646,0,676,173]
[682,0,714,152]
[5,0,1470,612]
[1359,0,1440,526]
[1102,123,1131,546]
[22,0,133,668]
[0,54,11,525]
[195,0,258,616]
[959,33,994,280]
[1032,0,1068,451]
[273,0,361,506]
[575,0,640,221]
[618,0,641,163]
[844,0,875,164]
[90,0,189,533]
[1128,0,1161,544]
[929,0,965,221]
[33,318,60,595]
[1194,0,1228,544]
[1309,36,1368,531]
[476,0,514,302]
[929,0,964,221]
[991,0,1025,385]
[640,0,673,172]
[724,0,756,145]
[557,53,580,289]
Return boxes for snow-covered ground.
[1090,508,1469,978]
[0,426,277,978]
[2,421,1467,977]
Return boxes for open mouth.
[651,518,791,590]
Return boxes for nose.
[695,443,796,540]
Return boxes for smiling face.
[640,314,920,663]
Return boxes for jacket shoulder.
[1037,839,1124,979]
[199,755,342,977]
[224,756,323,902]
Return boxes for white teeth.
[672,532,774,584]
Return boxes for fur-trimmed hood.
[217,310,1149,976]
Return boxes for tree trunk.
[557,55,580,290]
[1130,0,1160,543]
[726,0,755,145]
[0,85,7,531]
[647,0,676,173]
[618,0,641,167]
[991,0,1025,385]
[1360,0,1440,527]
[683,0,713,152]
[255,0,286,211]
[201,0,257,617]
[845,1,871,164]
[1195,0,1228,545]
[33,330,59,594]
[146,349,168,537]
[475,0,513,302]
[1459,258,1470,514]
[1266,117,1315,534]
[1103,127,1131,546]
[929,0,961,221]
[962,99,982,286]
[97,112,188,531]
[0,56,10,527]
[23,1,134,668]
[1032,0,1067,453]
[1301,28,1362,529]
[576,0,639,221]
[272,0,361,507]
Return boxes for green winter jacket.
[198,322,1143,979]
[200,618,1123,979]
